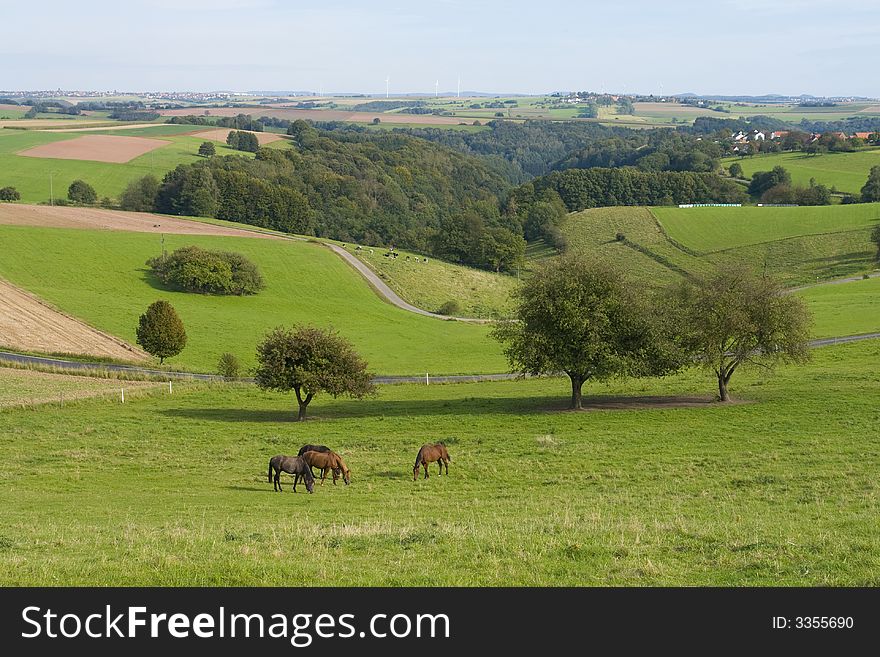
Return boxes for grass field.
[0,339,878,586]
[722,149,880,194]
[0,126,272,204]
[351,246,516,318]
[560,205,878,286]
[796,277,880,338]
[0,225,505,375]
[0,368,161,408]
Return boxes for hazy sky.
[3,0,878,97]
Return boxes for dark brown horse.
[413,443,451,481]
[297,444,331,476]
[268,455,314,493]
[301,450,351,486]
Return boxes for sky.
[2,0,879,97]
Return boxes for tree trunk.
[718,374,731,402]
[293,387,314,421]
[297,401,308,421]
[569,375,584,410]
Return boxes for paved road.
[322,243,492,323]
[787,272,880,293]
[2,333,877,383]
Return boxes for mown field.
[351,245,516,318]
[0,368,162,408]
[795,277,880,338]
[560,205,878,287]
[0,225,505,375]
[0,340,878,586]
[722,149,880,194]
[0,126,276,204]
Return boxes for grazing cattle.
[268,455,314,493]
[413,442,451,481]
[301,450,351,486]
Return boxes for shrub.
[120,175,160,212]
[615,232,626,242]
[147,245,265,295]
[437,300,461,316]
[67,179,97,205]
[217,352,241,378]
[198,141,216,157]
[0,186,20,201]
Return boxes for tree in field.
[666,265,812,402]
[254,326,375,421]
[217,352,241,379]
[748,166,790,197]
[0,186,20,201]
[67,179,97,205]
[198,141,216,157]
[136,300,187,364]
[861,165,880,203]
[870,224,880,261]
[492,254,685,409]
[226,130,259,153]
[728,162,743,179]
[120,174,159,212]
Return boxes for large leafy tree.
[492,254,685,409]
[861,165,880,203]
[135,300,187,364]
[254,326,375,421]
[67,179,97,205]
[667,265,812,402]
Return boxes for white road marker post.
[169,380,173,394]
[121,387,125,404]
[426,372,429,386]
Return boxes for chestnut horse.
[413,442,451,481]
[301,450,351,486]
[268,455,314,493]
[297,444,331,476]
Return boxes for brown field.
[17,134,170,163]
[0,204,287,240]
[191,128,285,145]
[0,368,163,409]
[0,279,146,361]
[632,102,718,116]
[0,119,111,129]
[40,123,168,133]
[158,106,466,125]
[858,105,880,114]
[0,103,29,112]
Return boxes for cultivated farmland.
[722,149,880,194]
[18,134,171,164]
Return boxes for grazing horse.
[413,443,451,481]
[301,450,351,486]
[268,455,314,493]
[297,444,331,476]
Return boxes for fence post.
[169,380,172,394]
[426,372,429,385]
[60,391,63,408]
[121,388,125,404]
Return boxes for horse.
[268,455,314,493]
[297,444,331,476]
[301,450,351,486]
[413,442,451,481]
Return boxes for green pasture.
[653,204,880,252]
[0,127,268,204]
[795,277,880,339]
[561,205,877,286]
[0,339,878,585]
[722,149,880,194]
[0,225,505,375]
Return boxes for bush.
[0,186,20,201]
[217,352,241,378]
[198,141,216,157]
[437,300,461,316]
[615,232,626,242]
[147,245,265,295]
[120,175,160,212]
[67,179,97,205]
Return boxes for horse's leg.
[274,470,281,492]
[423,462,429,479]
[438,459,442,475]
[320,468,327,486]
[444,458,449,475]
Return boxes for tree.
[861,165,880,203]
[254,326,375,421]
[870,224,880,261]
[136,300,187,364]
[217,352,241,379]
[120,174,159,212]
[492,254,685,409]
[198,141,216,157]
[67,179,97,205]
[748,166,790,197]
[667,265,812,402]
[728,162,743,179]
[0,186,20,201]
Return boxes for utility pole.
[49,172,53,206]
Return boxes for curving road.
[2,333,878,384]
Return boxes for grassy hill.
[0,225,506,375]
[795,277,880,338]
[1,339,878,585]
[0,125,280,204]
[560,205,878,287]
[721,149,880,194]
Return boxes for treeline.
[167,113,265,131]
[122,122,522,271]
[511,168,748,214]
[688,115,791,134]
[108,110,160,121]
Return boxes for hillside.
[560,204,878,286]
[722,149,880,194]
[0,224,506,375]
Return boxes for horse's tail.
[268,458,273,483]
[413,447,423,470]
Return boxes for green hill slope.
[0,225,506,375]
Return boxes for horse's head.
[341,467,351,485]
[305,476,314,494]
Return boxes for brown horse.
[301,450,351,486]
[413,442,451,481]
[268,455,314,493]
[297,444,331,476]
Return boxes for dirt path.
[0,279,147,361]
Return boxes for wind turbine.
[385,75,390,99]
[457,76,461,98]
[435,80,439,97]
